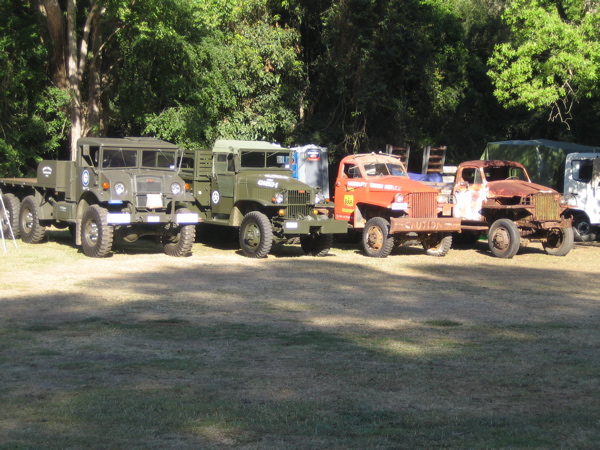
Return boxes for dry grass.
[1,229,599,448]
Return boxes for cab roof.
[77,137,179,150]
[460,160,526,169]
[213,140,289,152]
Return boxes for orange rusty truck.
[333,153,461,257]
[427,160,574,258]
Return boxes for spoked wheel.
[163,208,196,257]
[543,227,574,257]
[488,218,520,258]
[80,205,114,257]
[300,233,333,257]
[1,193,20,239]
[19,195,46,243]
[239,211,273,258]
[421,233,452,257]
[362,217,394,258]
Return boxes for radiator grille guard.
[136,176,164,193]
[135,176,165,209]
[285,190,313,218]
[531,193,561,221]
[407,192,437,218]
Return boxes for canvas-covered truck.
[178,140,347,258]
[429,160,574,258]
[0,137,199,257]
[333,153,462,258]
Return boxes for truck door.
[211,152,235,217]
[334,162,365,223]
[453,167,485,222]
[566,155,600,224]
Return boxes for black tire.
[543,227,574,257]
[300,233,333,257]
[1,193,20,239]
[163,208,196,257]
[488,218,520,258]
[362,217,394,258]
[19,195,46,244]
[572,213,597,242]
[422,233,452,257]
[80,205,114,257]
[239,211,273,258]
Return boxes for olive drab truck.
[0,137,199,257]
[178,140,347,258]
[427,160,574,258]
[333,153,462,258]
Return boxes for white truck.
[563,153,600,241]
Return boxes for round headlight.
[171,183,182,195]
[114,182,126,196]
[394,193,404,203]
[314,192,325,204]
[273,192,284,204]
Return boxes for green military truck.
[0,137,199,257]
[179,140,347,257]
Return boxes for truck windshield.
[363,163,406,178]
[141,149,176,169]
[102,149,137,168]
[484,166,529,182]
[240,150,290,169]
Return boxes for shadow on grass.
[1,256,599,448]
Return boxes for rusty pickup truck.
[428,160,574,258]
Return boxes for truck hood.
[487,180,557,197]
[240,172,314,191]
[364,175,438,193]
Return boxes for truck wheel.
[362,217,394,258]
[422,233,452,257]
[572,213,597,242]
[163,208,196,257]
[488,218,520,258]
[300,233,333,257]
[19,196,46,244]
[1,193,20,239]
[239,211,273,258]
[543,227,574,257]
[81,205,114,257]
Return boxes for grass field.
[1,230,599,448]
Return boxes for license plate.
[146,194,163,209]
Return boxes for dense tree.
[488,0,600,128]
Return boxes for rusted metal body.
[447,160,573,258]
[333,153,460,257]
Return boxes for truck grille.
[407,192,437,218]
[136,176,164,194]
[286,190,312,218]
[531,193,560,221]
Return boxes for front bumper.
[390,217,462,234]
[107,211,199,225]
[280,218,348,235]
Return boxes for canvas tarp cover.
[482,139,600,191]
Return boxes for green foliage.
[488,0,600,125]
[0,0,69,176]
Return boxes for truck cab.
[180,140,347,258]
[564,153,600,241]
